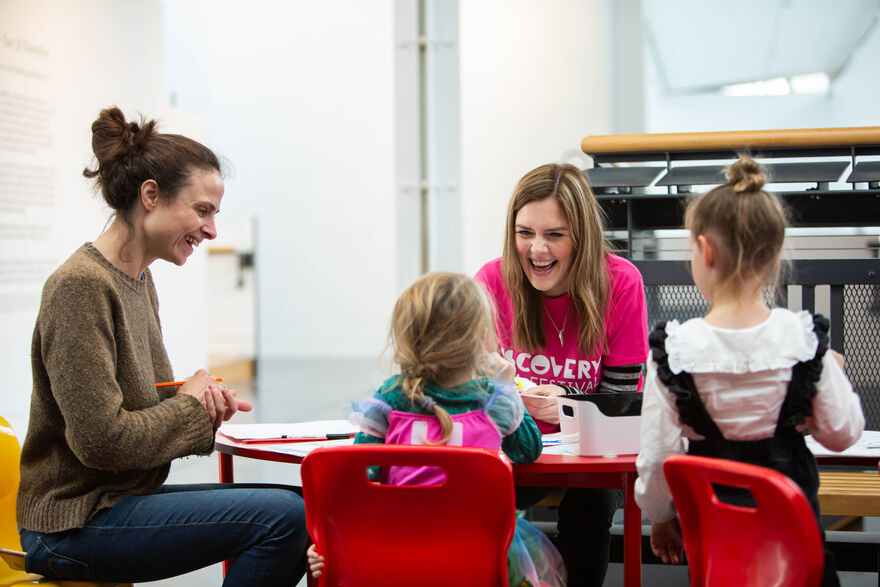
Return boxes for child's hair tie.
[417,395,436,411]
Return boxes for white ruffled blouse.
[634,308,865,523]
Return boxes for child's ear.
[696,234,715,267]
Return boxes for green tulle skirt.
[507,517,567,587]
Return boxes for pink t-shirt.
[475,255,648,394]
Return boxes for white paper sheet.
[806,429,880,459]
[540,432,580,455]
[218,420,358,441]
[264,438,356,457]
[265,435,580,457]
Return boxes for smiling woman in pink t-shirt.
[475,162,648,587]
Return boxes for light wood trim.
[581,127,880,155]
[817,471,880,517]
[207,246,237,255]
[208,357,255,382]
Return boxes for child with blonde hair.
[634,156,864,586]
[308,272,565,587]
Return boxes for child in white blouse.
[634,156,864,586]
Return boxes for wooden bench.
[819,470,880,518]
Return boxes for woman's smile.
[530,258,556,273]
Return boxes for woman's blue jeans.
[19,483,309,586]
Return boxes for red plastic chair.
[301,444,516,587]
[663,454,824,587]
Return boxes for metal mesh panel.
[645,283,880,430]
[843,284,880,430]
[644,285,708,329]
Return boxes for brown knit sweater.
[17,243,214,533]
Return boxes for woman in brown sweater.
[17,107,309,586]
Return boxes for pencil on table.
[155,377,225,388]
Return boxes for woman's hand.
[521,384,565,424]
[650,518,683,564]
[307,544,325,579]
[205,382,253,428]
[179,369,253,428]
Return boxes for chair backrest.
[0,414,25,582]
[0,415,22,553]
[301,444,516,587]
[663,454,824,587]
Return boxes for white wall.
[162,0,613,371]
[459,0,611,275]
[161,0,614,364]
[609,0,645,134]
[0,0,635,442]
[0,0,194,439]
[163,0,398,361]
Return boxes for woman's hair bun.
[725,156,767,193]
[83,107,158,211]
[89,107,157,165]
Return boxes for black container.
[559,391,642,418]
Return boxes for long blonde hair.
[684,156,788,298]
[389,272,495,444]
[501,163,610,355]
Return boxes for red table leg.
[219,452,234,483]
[219,453,235,576]
[623,471,642,587]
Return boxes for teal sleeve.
[354,431,383,445]
[354,431,384,480]
[501,410,542,464]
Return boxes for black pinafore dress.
[649,315,839,586]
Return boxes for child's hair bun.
[725,156,767,193]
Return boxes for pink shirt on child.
[383,409,503,486]
[475,255,648,394]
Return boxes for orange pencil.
[155,377,224,388]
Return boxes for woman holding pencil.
[16,107,309,586]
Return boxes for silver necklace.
[543,298,571,347]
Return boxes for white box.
[557,393,642,456]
